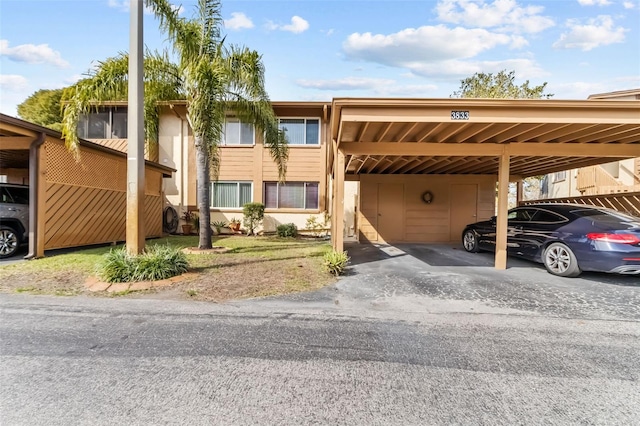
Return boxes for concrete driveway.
[247,242,640,321]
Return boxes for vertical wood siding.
[358,174,496,243]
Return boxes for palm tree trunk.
[195,135,212,249]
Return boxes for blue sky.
[1,0,639,116]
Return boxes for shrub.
[97,244,189,283]
[212,220,227,234]
[323,250,350,276]
[305,213,331,237]
[242,202,265,236]
[276,223,298,238]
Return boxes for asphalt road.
[1,292,639,425]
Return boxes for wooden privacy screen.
[521,192,640,217]
[85,138,159,163]
[43,140,164,250]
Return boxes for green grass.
[0,235,336,299]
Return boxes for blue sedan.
[462,204,640,277]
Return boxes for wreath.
[421,191,433,204]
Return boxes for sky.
[1,0,639,117]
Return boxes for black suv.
[0,183,29,258]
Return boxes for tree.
[17,88,65,131]
[62,0,288,250]
[452,70,553,203]
[242,202,264,236]
[452,70,553,99]
[146,0,288,249]
[61,50,183,153]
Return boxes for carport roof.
[0,113,175,177]
[331,98,640,177]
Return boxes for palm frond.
[61,51,182,151]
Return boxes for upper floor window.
[278,118,320,145]
[264,181,319,209]
[552,171,567,182]
[223,118,254,145]
[211,181,252,208]
[77,106,127,139]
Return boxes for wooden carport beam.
[496,147,511,270]
[332,149,345,252]
[340,142,640,158]
[1,137,33,149]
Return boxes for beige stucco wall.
[159,104,330,231]
[210,211,329,234]
[358,174,496,243]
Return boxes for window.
[1,186,29,204]
[211,181,252,208]
[223,118,254,145]
[278,118,320,145]
[77,107,128,139]
[264,182,319,209]
[507,208,536,222]
[530,210,567,224]
[552,171,566,182]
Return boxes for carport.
[0,114,173,258]
[329,98,640,269]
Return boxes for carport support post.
[332,149,345,252]
[126,0,145,255]
[495,146,510,270]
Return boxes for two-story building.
[540,89,640,200]
[9,94,638,269]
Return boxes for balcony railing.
[576,165,625,195]
[520,192,640,217]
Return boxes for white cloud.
[435,0,555,34]
[546,79,640,99]
[266,16,309,34]
[225,12,254,30]
[64,74,85,85]
[0,39,69,68]
[407,58,547,79]
[342,25,523,69]
[297,77,397,91]
[553,15,627,51]
[577,0,612,6]
[623,1,638,9]
[296,76,438,97]
[0,74,29,91]
[342,24,547,81]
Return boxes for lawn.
[0,236,338,301]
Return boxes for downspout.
[24,132,46,259]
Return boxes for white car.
[0,183,29,258]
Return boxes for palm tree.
[61,50,183,154]
[62,0,288,250]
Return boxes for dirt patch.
[0,237,337,301]
[181,247,231,254]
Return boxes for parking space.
[263,242,640,321]
[0,245,27,265]
[334,242,640,320]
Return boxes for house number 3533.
[451,111,470,120]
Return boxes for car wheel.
[0,225,21,259]
[543,243,581,277]
[462,229,479,253]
